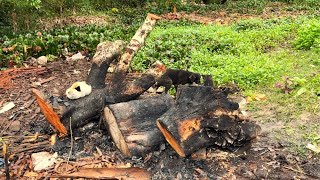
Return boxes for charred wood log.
[157,85,260,157]
[104,94,174,157]
[62,75,155,129]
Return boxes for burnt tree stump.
[60,14,161,130]
[104,94,174,157]
[157,85,261,157]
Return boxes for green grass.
[131,16,320,156]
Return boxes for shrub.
[294,19,320,50]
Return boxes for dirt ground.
[0,58,319,179]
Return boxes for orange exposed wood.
[178,117,201,142]
[147,13,162,20]
[157,120,185,157]
[31,88,68,137]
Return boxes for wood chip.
[40,77,56,85]
[23,98,36,108]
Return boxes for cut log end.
[156,120,185,157]
[104,94,173,157]
[104,107,131,156]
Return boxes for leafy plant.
[0,23,141,67]
[294,19,320,50]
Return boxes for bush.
[294,19,320,50]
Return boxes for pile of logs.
[43,13,260,158]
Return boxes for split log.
[104,94,174,157]
[60,14,161,129]
[157,85,261,157]
[51,167,151,180]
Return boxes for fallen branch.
[0,134,51,159]
[10,141,50,155]
[51,167,151,180]
[0,67,46,89]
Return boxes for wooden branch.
[104,94,173,157]
[115,13,161,73]
[87,40,125,89]
[61,75,155,129]
[61,89,105,129]
[51,167,151,180]
[3,143,9,180]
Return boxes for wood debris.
[0,67,46,89]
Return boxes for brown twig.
[7,141,50,157]
[3,143,10,180]
[40,76,56,84]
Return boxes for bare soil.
[38,15,117,30]
[162,2,311,26]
